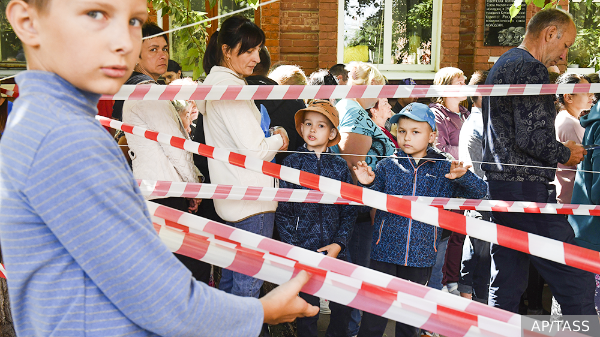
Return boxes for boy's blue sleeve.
[275,158,297,245]
[451,170,488,200]
[23,125,263,337]
[333,167,358,251]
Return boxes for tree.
[150,0,260,79]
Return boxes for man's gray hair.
[526,8,573,39]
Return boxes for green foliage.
[0,1,23,62]
[151,0,259,79]
[567,1,600,69]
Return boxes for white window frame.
[337,0,442,79]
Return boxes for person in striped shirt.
[0,0,317,336]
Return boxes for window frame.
[337,0,442,79]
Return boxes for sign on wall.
[484,0,526,46]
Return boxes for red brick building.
[148,0,575,82]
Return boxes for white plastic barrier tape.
[149,201,580,337]
[96,82,600,100]
[97,115,600,276]
[138,179,600,216]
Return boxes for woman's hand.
[317,243,342,258]
[259,270,319,324]
[352,161,375,185]
[445,161,471,180]
[273,127,289,151]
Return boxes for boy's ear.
[6,0,41,48]
[428,131,437,144]
[329,128,338,140]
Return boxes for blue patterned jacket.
[276,145,358,260]
[482,48,571,182]
[365,148,488,267]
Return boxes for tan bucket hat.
[294,100,341,147]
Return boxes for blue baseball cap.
[389,102,436,131]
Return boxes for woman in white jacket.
[122,23,208,284]
[199,16,289,299]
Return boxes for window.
[338,0,441,77]
[0,1,25,65]
[568,0,600,72]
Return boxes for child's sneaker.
[420,330,439,337]
[319,298,331,314]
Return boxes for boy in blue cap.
[353,103,487,337]
[0,0,316,336]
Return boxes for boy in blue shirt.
[276,100,357,337]
[0,0,317,336]
[353,103,487,337]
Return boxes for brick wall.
[260,0,337,75]
[260,0,282,64]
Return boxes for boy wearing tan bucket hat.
[294,99,342,154]
[276,100,357,337]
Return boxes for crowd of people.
[1,2,600,337]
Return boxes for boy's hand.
[317,243,342,258]
[259,270,319,324]
[352,161,375,185]
[445,161,472,180]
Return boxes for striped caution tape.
[97,82,600,100]
[138,179,600,216]
[149,201,581,337]
[97,115,600,276]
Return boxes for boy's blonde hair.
[268,65,307,86]
[346,62,386,86]
[22,0,49,12]
[433,67,465,103]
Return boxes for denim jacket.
[365,148,488,267]
[276,145,358,260]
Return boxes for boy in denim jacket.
[276,100,358,337]
[353,103,487,337]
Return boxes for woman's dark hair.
[203,16,265,74]
[142,22,168,45]
[555,73,591,107]
[307,69,339,86]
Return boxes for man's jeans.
[487,181,595,314]
[220,213,274,298]
[428,237,448,290]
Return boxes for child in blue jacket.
[276,100,358,337]
[353,103,487,337]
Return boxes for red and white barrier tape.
[98,115,600,275]
[148,202,523,337]
[149,201,581,337]
[138,179,600,216]
[2,83,598,100]
[99,83,600,101]
[0,263,6,279]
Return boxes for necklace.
[518,44,530,53]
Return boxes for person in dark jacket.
[276,100,357,337]
[482,8,595,315]
[246,46,306,164]
[354,103,487,337]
